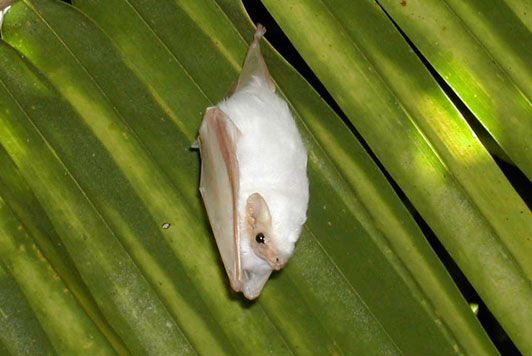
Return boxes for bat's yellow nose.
[268,256,286,271]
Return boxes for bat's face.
[245,193,287,270]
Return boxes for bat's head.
[245,192,291,270]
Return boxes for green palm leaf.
[0,0,529,354]
[379,0,532,179]
[261,0,532,353]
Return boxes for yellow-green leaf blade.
[262,0,532,354]
[0,38,195,355]
[379,0,532,179]
[0,142,129,356]
[0,196,116,355]
[0,263,56,356]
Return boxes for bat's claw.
[254,24,266,41]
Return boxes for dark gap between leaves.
[244,0,521,355]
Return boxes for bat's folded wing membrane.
[198,107,243,292]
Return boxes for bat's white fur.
[218,76,309,283]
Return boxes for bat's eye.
[255,233,265,244]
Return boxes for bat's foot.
[229,278,244,293]
[254,23,266,41]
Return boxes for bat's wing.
[232,24,275,94]
[198,107,243,292]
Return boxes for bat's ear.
[246,193,272,228]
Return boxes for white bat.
[197,25,309,299]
